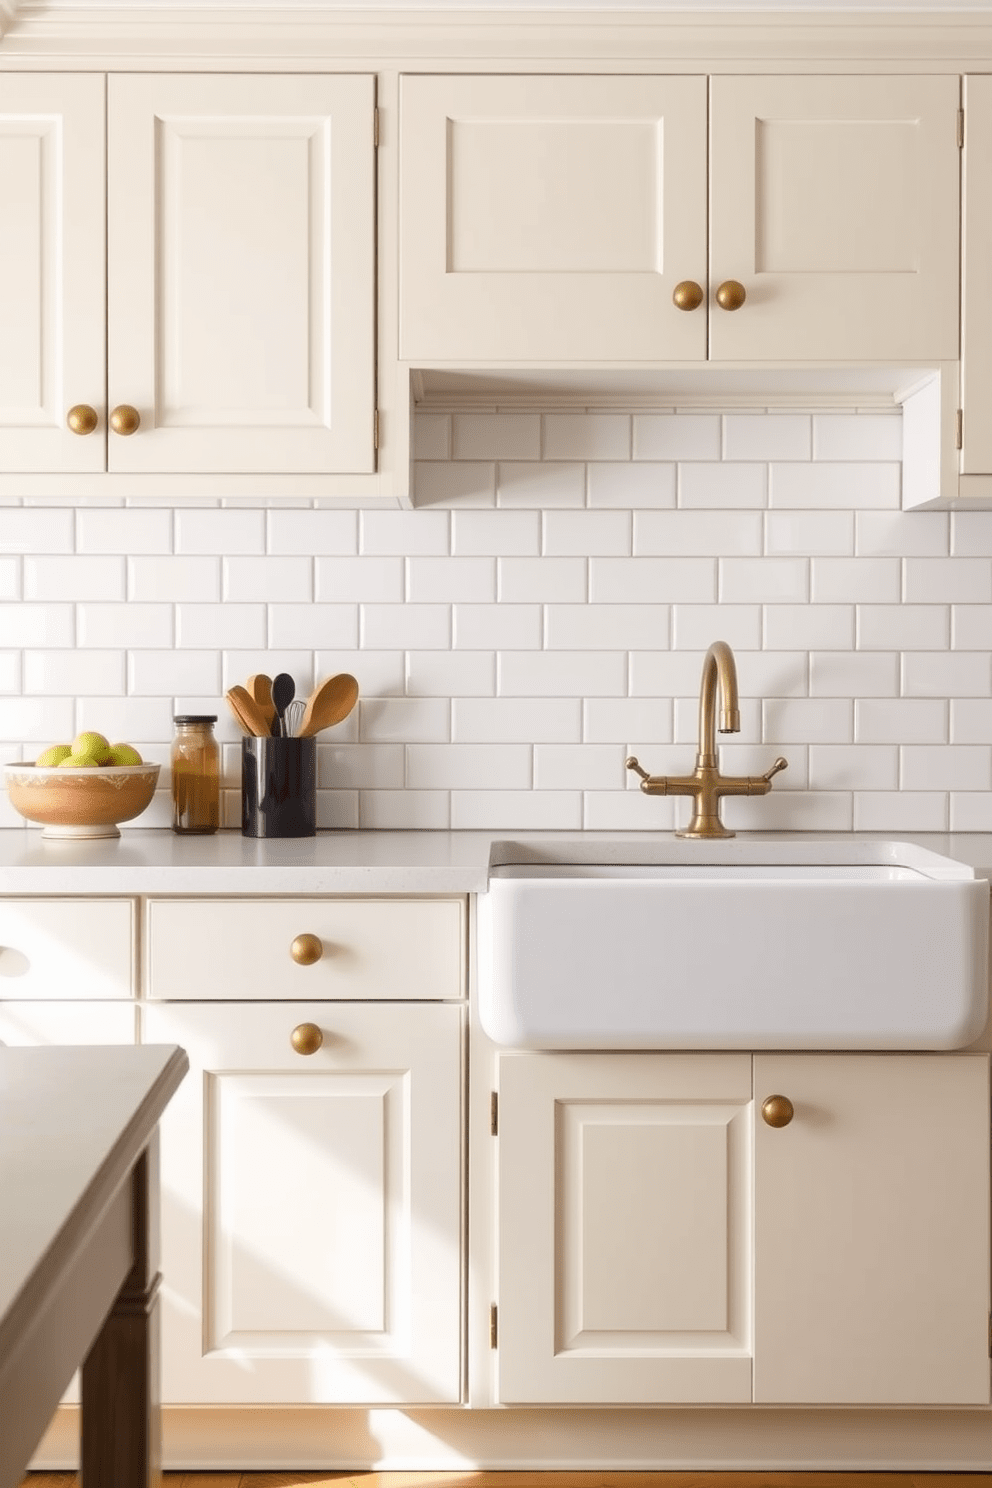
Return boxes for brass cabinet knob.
[109,404,141,436]
[290,933,323,966]
[761,1094,795,1128]
[672,279,704,312]
[290,1022,323,1056]
[716,280,747,311]
[66,404,98,435]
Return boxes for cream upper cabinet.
[495,1050,990,1407]
[399,73,960,366]
[960,75,992,482]
[0,73,375,476]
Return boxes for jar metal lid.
[173,715,218,725]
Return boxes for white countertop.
[0,827,990,894]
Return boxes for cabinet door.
[107,74,375,474]
[496,1051,753,1404]
[400,75,707,362]
[961,74,992,476]
[709,75,960,362]
[754,1053,990,1405]
[142,1000,462,1405]
[0,75,105,472]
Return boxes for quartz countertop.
[0,828,990,894]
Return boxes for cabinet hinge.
[490,1090,498,1135]
[958,107,965,149]
[374,107,379,148]
[956,409,964,450]
[373,409,379,451]
[490,1303,498,1349]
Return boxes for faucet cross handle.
[625,756,651,783]
[762,757,788,784]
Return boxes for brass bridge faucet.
[626,640,787,840]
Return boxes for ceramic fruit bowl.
[4,761,161,840]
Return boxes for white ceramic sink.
[478,839,990,1050]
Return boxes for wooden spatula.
[296,674,359,738]
[225,685,272,737]
[246,673,275,733]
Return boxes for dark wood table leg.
[80,1135,162,1488]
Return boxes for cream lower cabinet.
[496,1050,990,1406]
[142,998,463,1405]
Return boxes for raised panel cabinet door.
[710,75,960,362]
[107,74,375,474]
[142,1000,463,1405]
[497,1051,753,1404]
[754,1053,991,1405]
[400,74,707,362]
[0,75,105,472]
[960,75,992,475]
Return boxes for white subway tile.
[765,511,854,556]
[315,556,400,603]
[951,700,992,744]
[267,510,357,555]
[23,649,124,697]
[808,744,898,790]
[408,556,496,603]
[453,603,542,650]
[953,605,992,650]
[724,790,853,832]
[635,511,762,557]
[0,510,74,553]
[764,698,852,743]
[810,651,898,697]
[412,413,451,460]
[544,510,631,557]
[716,741,809,787]
[680,462,767,509]
[313,650,405,698]
[75,698,174,742]
[856,510,948,557]
[905,558,992,604]
[952,511,992,556]
[949,793,992,831]
[498,557,587,604]
[361,605,450,649]
[267,603,358,650]
[361,511,450,556]
[175,602,266,650]
[720,558,808,604]
[724,414,811,461]
[770,462,901,509]
[415,461,496,507]
[497,462,584,508]
[673,604,761,651]
[4,604,74,648]
[0,696,74,744]
[26,556,125,602]
[901,744,991,791]
[813,413,903,460]
[453,698,581,743]
[453,412,541,461]
[227,556,313,603]
[583,790,677,831]
[534,744,625,791]
[0,557,20,599]
[634,414,720,461]
[855,698,948,744]
[854,791,948,832]
[763,605,854,650]
[221,651,314,699]
[857,604,949,650]
[176,509,265,555]
[588,463,676,508]
[544,413,630,461]
[630,651,713,698]
[499,650,626,696]
[0,652,20,693]
[583,697,673,744]
[77,509,171,555]
[359,697,449,743]
[547,603,669,651]
[407,650,496,697]
[407,743,532,791]
[316,743,405,790]
[315,791,360,830]
[128,649,221,696]
[811,558,900,603]
[360,789,451,830]
[591,556,717,604]
[902,652,991,697]
[733,651,808,698]
[452,510,540,557]
[673,696,762,744]
[129,556,220,603]
[451,790,582,830]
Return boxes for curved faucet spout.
[697,640,741,765]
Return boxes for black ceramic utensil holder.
[241,735,316,838]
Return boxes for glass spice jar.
[171,715,220,835]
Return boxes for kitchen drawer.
[0,898,135,999]
[145,896,466,1001]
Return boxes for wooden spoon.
[296,673,359,738]
[225,685,272,737]
[246,673,275,733]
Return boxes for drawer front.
[145,897,466,1001]
[0,899,135,999]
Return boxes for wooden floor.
[21,1473,992,1488]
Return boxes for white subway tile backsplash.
[634,511,762,557]
[583,789,677,831]
[629,650,717,699]
[268,509,358,555]
[854,791,948,832]
[764,604,854,650]
[26,556,125,602]
[724,414,811,461]
[901,744,992,791]
[544,510,631,557]
[316,556,400,603]
[673,603,762,650]
[314,650,405,698]
[855,698,948,744]
[811,558,900,604]
[0,557,20,599]
[415,461,495,507]
[318,743,405,790]
[902,651,992,697]
[497,462,583,508]
[953,605,992,649]
[453,698,581,743]
[4,604,74,648]
[267,603,358,650]
[724,790,854,832]
[359,697,450,743]
[951,510,992,555]
[544,413,630,461]
[588,463,676,508]
[77,509,171,555]
[412,413,451,461]
[0,696,75,744]
[810,650,899,697]
[360,789,451,830]
[408,556,496,603]
[765,511,854,557]
[23,649,124,697]
[451,789,582,830]
[857,604,949,651]
[764,698,853,743]
[74,697,174,743]
[128,556,220,603]
[227,555,313,604]
[407,743,532,791]
[808,743,898,791]
[500,650,626,696]
[547,603,670,651]
[453,604,542,650]
[0,510,74,553]
[361,604,450,649]
[951,699,992,744]
[679,462,767,510]
[856,510,948,557]
[316,791,360,831]
[770,462,900,509]
[129,649,221,696]
[905,558,992,604]
[498,557,587,604]
[721,558,808,604]
[591,556,717,604]
[177,509,265,555]
[407,650,496,697]
[452,511,540,557]
[634,414,720,462]
[177,603,267,649]
[0,652,19,693]
[452,412,541,462]
[534,744,624,791]
[813,413,903,461]
[673,695,762,744]
[949,793,992,831]
[361,510,450,556]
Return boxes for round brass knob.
[109,404,141,436]
[290,1022,323,1056]
[761,1094,795,1128]
[66,404,98,436]
[290,933,323,966]
[716,280,747,312]
[672,279,704,312]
